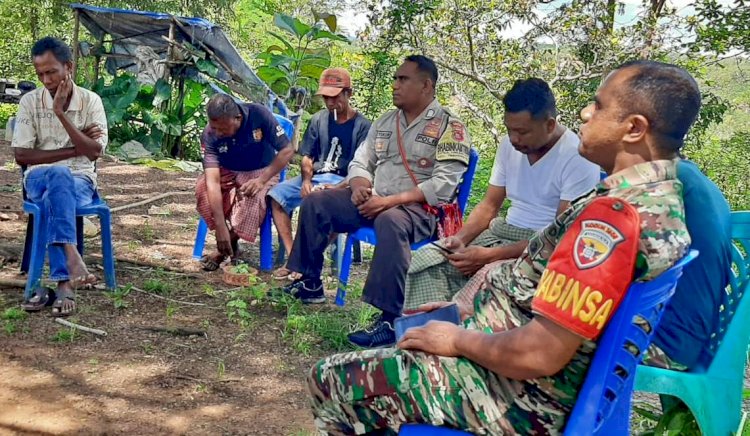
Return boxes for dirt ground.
[0,137,346,435]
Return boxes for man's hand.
[357,195,392,219]
[239,178,266,198]
[300,180,314,198]
[52,75,73,115]
[442,236,465,252]
[215,223,234,257]
[446,246,493,276]
[397,321,463,357]
[351,185,372,206]
[405,301,474,321]
[81,124,105,141]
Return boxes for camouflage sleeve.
[532,197,641,340]
[632,179,691,281]
[419,119,470,205]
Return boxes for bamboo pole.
[72,9,81,79]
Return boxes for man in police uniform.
[278,55,470,348]
[306,60,697,434]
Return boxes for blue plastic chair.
[20,188,117,300]
[633,211,750,436]
[335,148,480,306]
[562,250,699,435]
[191,114,294,272]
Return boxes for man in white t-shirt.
[404,78,600,310]
[13,37,108,317]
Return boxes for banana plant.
[256,12,349,105]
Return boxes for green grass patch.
[143,278,171,294]
[2,307,28,335]
[279,281,379,355]
[50,328,77,343]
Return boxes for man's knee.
[45,166,74,183]
[374,208,408,237]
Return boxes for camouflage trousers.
[307,280,572,435]
[403,218,535,311]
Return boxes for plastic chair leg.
[25,210,47,300]
[76,216,84,256]
[353,240,362,264]
[259,208,273,272]
[20,215,34,273]
[335,235,355,306]
[636,367,741,436]
[98,209,117,290]
[679,378,739,436]
[335,233,346,275]
[192,218,208,260]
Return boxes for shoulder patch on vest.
[436,119,470,165]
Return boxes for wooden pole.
[93,33,104,84]
[72,9,81,80]
[164,22,175,82]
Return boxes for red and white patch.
[574,220,625,269]
[450,121,465,142]
[421,117,443,139]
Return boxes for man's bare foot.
[200,252,227,271]
[64,244,97,288]
[52,282,76,317]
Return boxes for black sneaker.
[348,317,396,348]
[269,279,326,304]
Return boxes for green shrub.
[0,103,17,128]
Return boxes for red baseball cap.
[316,67,352,97]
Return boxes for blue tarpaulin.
[69,3,288,115]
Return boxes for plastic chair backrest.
[456,148,479,215]
[564,249,699,435]
[273,113,295,142]
[704,211,750,371]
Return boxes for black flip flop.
[21,287,56,312]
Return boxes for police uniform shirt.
[347,99,470,205]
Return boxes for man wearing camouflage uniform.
[307,60,699,434]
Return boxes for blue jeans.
[24,166,95,282]
[267,173,344,214]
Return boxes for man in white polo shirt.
[12,37,107,317]
[404,78,600,310]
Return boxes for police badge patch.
[435,120,470,164]
[253,128,263,141]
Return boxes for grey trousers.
[286,188,435,315]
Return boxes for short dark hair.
[404,55,438,85]
[502,78,558,119]
[206,93,241,120]
[31,37,72,63]
[615,60,701,153]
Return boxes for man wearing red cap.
[268,68,371,279]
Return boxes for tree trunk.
[641,0,668,57]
